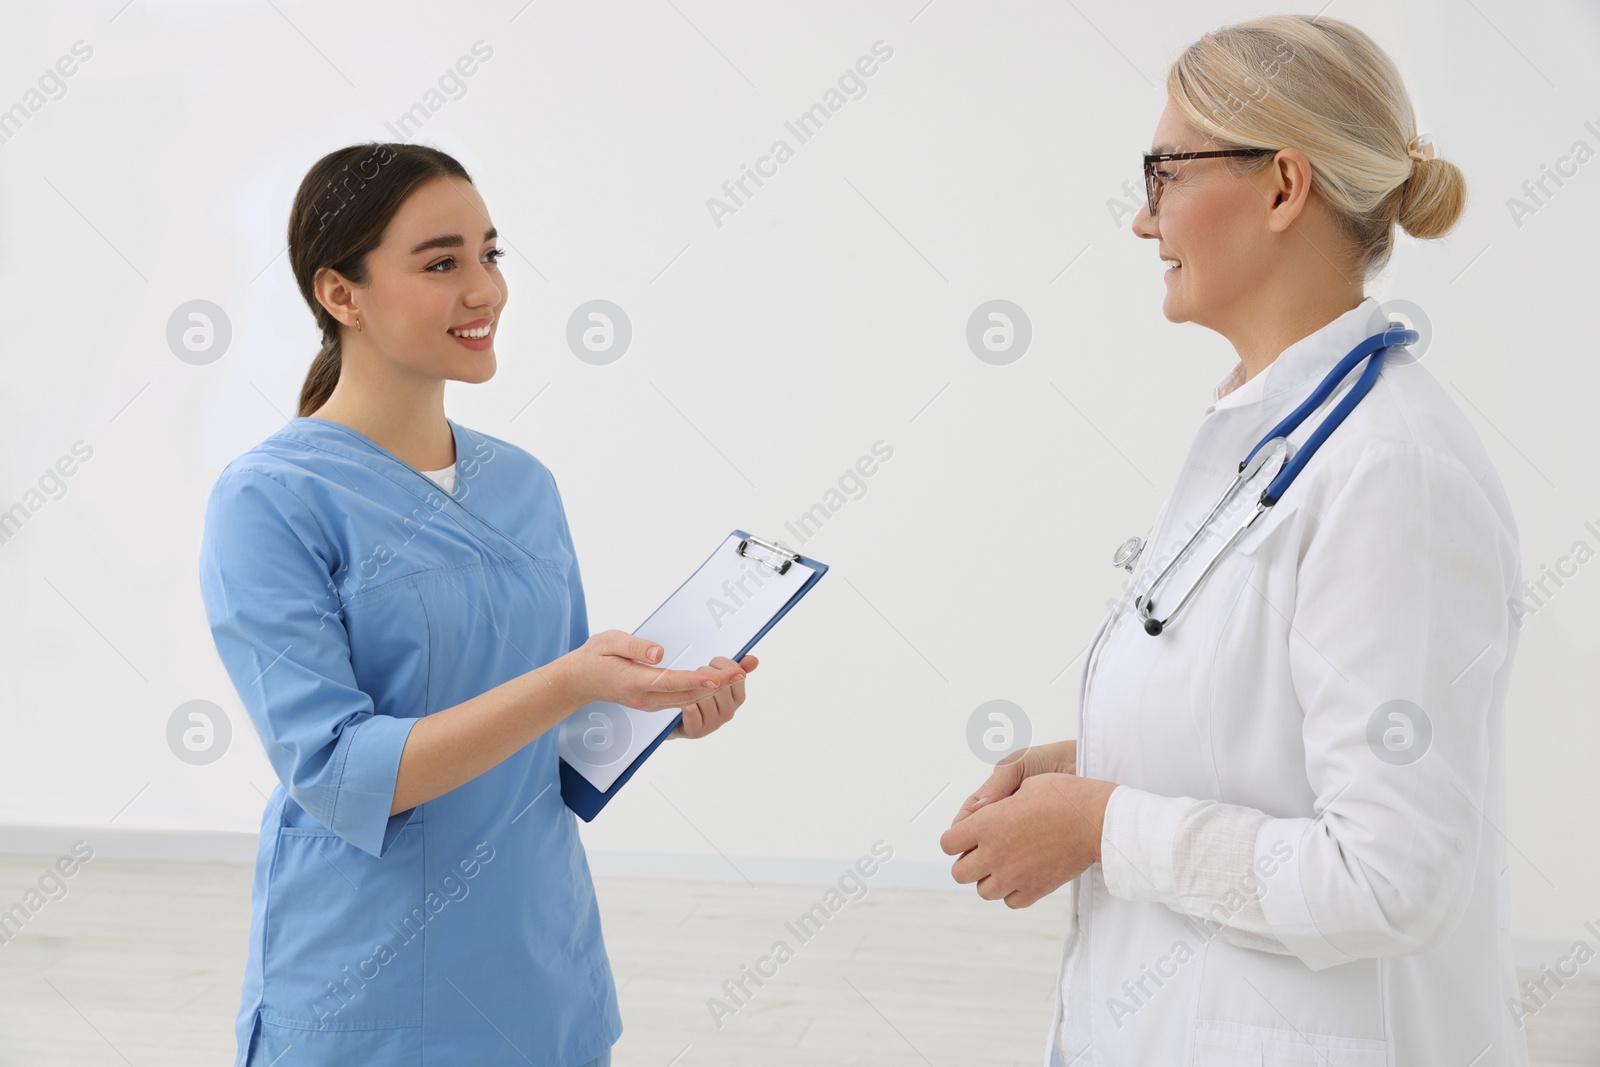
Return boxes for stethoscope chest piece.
[1112,536,1144,572]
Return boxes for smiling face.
[317,175,507,386]
[1131,102,1287,331]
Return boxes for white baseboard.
[1513,933,1600,975]
[3,824,1594,973]
[580,847,960,889]
[0,824,958,886]
[0,824,260,863]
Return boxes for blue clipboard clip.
[558,529,828,821]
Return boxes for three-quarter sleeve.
[1100,442,1518,968]
[198,467,420,859]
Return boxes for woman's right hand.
[556,630,747,712]
[949,739,1077,828]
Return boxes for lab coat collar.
[1206,296,1389,415]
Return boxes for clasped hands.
[938,740,1120,909]
[665,668,1115,911]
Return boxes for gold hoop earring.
[355,317,363,332]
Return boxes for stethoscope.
[1112,323,1419,636]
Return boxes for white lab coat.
[1046,298,1526,1066]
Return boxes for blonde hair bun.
[1398,153,1468,240]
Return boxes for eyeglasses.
[1142,148,1278,217]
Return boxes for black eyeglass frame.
[1142,148,1279,216]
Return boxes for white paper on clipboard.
[557,533,816,793]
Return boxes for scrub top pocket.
[411,557,571,665]
[260,822,426,1031]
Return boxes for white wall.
[1,0,1596,952]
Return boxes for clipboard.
[558,530,828,821]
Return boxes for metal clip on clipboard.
[559,529,828,821]
[737,534,799,575]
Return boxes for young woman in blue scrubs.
[198,142,756,1067]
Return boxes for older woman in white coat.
[941,14,1525,1066]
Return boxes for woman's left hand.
[938,772,1119,908]
[669,654,758,739]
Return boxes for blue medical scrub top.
[197,416,622,1067]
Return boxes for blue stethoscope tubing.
[1131,323,1420,636]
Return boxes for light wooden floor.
[0,855,1594,1066]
